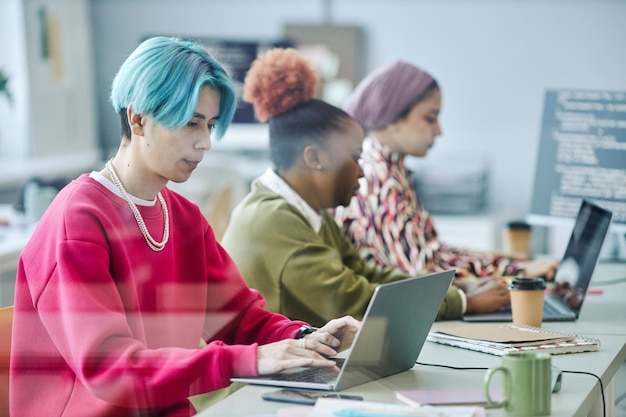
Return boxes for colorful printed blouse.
[334,137,521,278]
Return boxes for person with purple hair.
[333,61,559,301]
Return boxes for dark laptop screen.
[551,200,613,314]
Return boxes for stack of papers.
[427,322,600,356]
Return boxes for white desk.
[577,261,626,335]
[194,334,626,417]
[431,214,497,251]
[194,262,626,417]
[564,261,626,417]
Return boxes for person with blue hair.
[10,36,359,417]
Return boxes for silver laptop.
[231,270,455,391]
[463,199,612,323]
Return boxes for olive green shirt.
[221,179,463,327]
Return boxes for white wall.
[331,0,626,222]
[0,0,100,189]
[88,0,626,242]
[0,0,29,158]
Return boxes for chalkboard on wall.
[528,89,626,231]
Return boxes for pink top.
[11,174,304,417]
[335,138,520,278]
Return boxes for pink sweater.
[10,174,304,417]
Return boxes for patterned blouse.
[334,137,521,278]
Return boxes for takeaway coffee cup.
[509,277,546,328]
[503,221,531,255]
[483,352,552,416]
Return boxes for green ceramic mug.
[483,352,552,416]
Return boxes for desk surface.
[194,262,626,417]
[195,334,626,417]
[577,261,626,334]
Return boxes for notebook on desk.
[231,270,455,391]
[463,199,613,323]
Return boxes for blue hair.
[110,36,236,140]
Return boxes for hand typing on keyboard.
[255,316,361,376]
[518,259,560,281]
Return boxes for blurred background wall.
[89,0,626,222]
[1,0,625,255]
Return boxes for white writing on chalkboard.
[530,89,626,230]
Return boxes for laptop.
[231,269,455,391]
[463,199,613,323]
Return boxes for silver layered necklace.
[106,159,169,251]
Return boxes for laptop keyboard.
[543,300,563,316]
[543,296,574,318]
[271,358,345,384]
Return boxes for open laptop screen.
[550,200,612,315]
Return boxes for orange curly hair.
[243,48,319,122]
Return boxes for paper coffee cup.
[509,277,545,327]
[503,221,531,255]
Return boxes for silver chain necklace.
[105,160,169,251]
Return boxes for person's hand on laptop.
[517,259,560,281]
[458,277,511,313]
[313,315,361,354]
[256,316,361,375]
